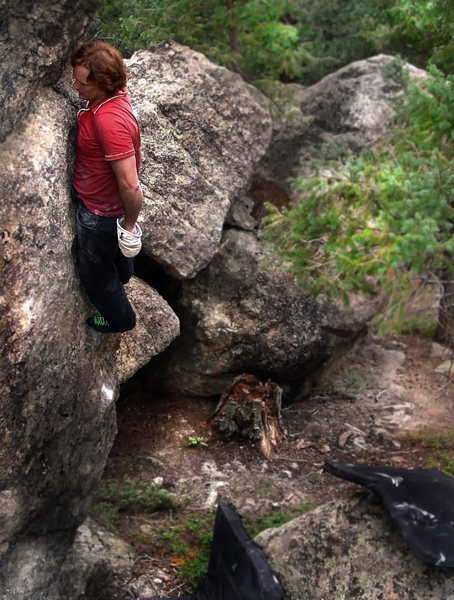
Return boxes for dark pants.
[76,202,136,332]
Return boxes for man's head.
[71,41,126,103]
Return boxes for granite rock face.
[0,0,102,142]
[58,517,135,600]
[148,228,383,398]
[256,494,454,600]
[126,43,273,278]
[1,4,177,599]
[0,84,180,599]
[150,228,330,396]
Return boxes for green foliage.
[243,502,312,537]
[156,513,215,589]
[93,477,212,589]
[292,0,386,83]
[410,431,454,475]
[377,314,437,338]
[263,64,454,330]
[293,0,454,81]
[89,0,454,84]
[344,369,367,391]
[89,0,306,81]
[128,528,154,545]
[92,500,119,525]
[184,436,209,448]
[94,475,177,517]
[127,504,312,589]
[371,0,454,73]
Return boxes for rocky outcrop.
[256,493,454,600]
[259,54,427,186]
[149,228,329,396]
[0,21,272,600]
[0,83,180,600]
[58,517,134,600]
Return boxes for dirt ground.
[98,331,454,598]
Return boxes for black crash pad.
[324,460,454,568]
[129,502,282,600]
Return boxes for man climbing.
[71,40,143,333]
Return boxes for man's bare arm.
[111,155,143,232]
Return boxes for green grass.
[243,502,312,538]
[344,369,367,391]
[92,475,177,523]
[377,315,437,338]
[156,503,313,588]
[409,430,454,475]
[128,503,312,589]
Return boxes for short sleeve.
[94,108,136,162]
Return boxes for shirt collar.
[78,88,128,117]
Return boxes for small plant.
[408,431,454,475]
[129,528,154,545]
[93,475,177,520]
[344,370,366,391]
[91,500,120,528]
[244,502,312,538]
[412,430,454,451]
[184,436,209,448]
[157,512,216,589]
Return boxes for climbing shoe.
[86,315,116,333]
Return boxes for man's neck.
[88,93,109,107]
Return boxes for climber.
[71,40,143,333]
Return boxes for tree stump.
[211,374,287,457]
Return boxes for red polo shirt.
[73,89,141,217]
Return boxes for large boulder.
[258,54,427,186]
[256,494,454,600]
[127,43,273,278]
[148,228,383,397]
[58,517,134,600]
[0,86,180,600]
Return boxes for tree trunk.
[211,374,287,457]
[434,269,454,347]
[225,0,239,57]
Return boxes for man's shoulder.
[94,96,136,132]
[92,90,131,116]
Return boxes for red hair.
[71,40,126,93]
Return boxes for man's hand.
[111,155,143,232]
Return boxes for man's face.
[72,64,105,104]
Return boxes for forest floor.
[94,331,454,599]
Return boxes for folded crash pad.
[132,502,282,600]
[324,460,454,568]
